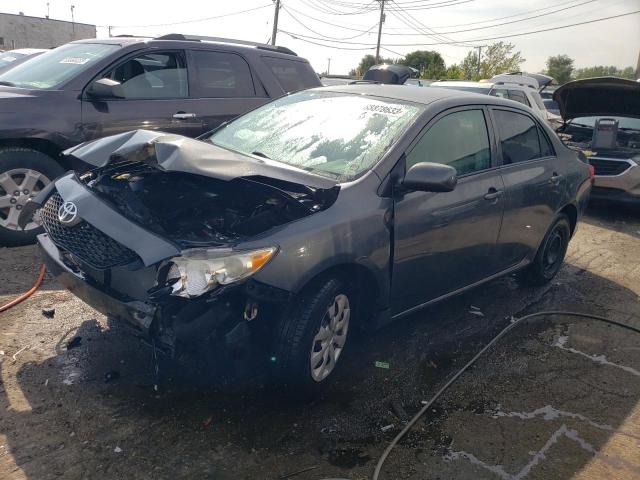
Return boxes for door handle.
[484,189,504,201]
[550,172,563,184]
[173,112,197,119]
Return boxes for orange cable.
[0,264,47,313]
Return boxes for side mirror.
[86,78,125,99]
[402,162,457,193]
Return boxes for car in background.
[24,85,591,388]
[543,99,561,116]
[319,74,356,86]
[554,77,640,206]
[431,74,557,123]
[0,48,47,74]
[0,34,320,246]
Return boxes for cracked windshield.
[210,92,422,180]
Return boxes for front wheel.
[517,214,571,286]
[273,277,352,390]
[0,148,64,246]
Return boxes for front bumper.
[39,232,156,334]
[592,159,640,204]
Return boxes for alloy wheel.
[0,168,50,231]
[309,293,350,382]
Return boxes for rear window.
[261,56,320,93]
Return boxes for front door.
[490,108,563,268]
[81,50,202,141]
[391,108,505,315]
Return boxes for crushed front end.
[24,134,337,356]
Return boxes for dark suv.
[0,34,320,245]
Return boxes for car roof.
[69,36,301,59]
[432,81,492,88]
[309,83,522,108]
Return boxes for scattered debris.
[203,416,213,427]
[42,308,55,318]
[66,336,82,350]
[375,361,390,369]
[114,446,122,453]
[468,309,485,317]
[44,378,49,387]
[391,399,408,420]
[426,360,438,369]
[11,345,30,364]
[381,424,394,432]
[278,465,318,479]
[470,305,481,311]
[104,370,120,383]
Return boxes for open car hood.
[63,129,338,190]
[553,77,640,121]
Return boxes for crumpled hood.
[63,129,338,190]
[553,77,640,120]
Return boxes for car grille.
[589,158,632,176]
[40,193,139,270]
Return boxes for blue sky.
[9,0,640,75]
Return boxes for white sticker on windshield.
[59,57,91,65]
[3,56,17,62]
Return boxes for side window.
[493,110,543,164]
[261,56,321,92]
[406,110,491,176]
[190,51,255,98]
[507,90,531,107]
[490,88,508,99]
[105,52,187,99]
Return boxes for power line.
[103,4,272,29]
[280,9,640,46]
[282,5,378,40]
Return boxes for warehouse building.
[0,12,95,50]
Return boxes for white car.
[431,74,559,123]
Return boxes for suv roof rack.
[154,34,297,56]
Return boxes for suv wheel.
[273,277,351,389]
[517,214,571,286]
[0,148,64,246]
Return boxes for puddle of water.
[553,336,640,377]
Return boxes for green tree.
[398,50,446,79]
[445,64,464,79]
[479,42,525,78]
[460,50,480,80]
[573,65,636,80]
[546,54,574,84]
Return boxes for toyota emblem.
[58,201,80,226]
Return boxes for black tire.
[272,276,352,391]
[517,214,571,286]
[0,147,64,246]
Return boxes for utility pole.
[108,26,113,37]
[46,2,50,19]
[271,0,281,46]
[70,4,75,35]
[475,45,482,79]
[375,0,385,63]
[327,58,331,75]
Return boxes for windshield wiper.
[0,81,15,87]
[251,151,270,159]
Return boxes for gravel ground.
[0,203,639,480]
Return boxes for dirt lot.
[1,204,639,480]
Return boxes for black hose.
[371,310,640,480]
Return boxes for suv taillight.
[588,164,596,178]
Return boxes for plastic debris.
[469,309,485,317]
[203,416,213,427]
[375,361,390,369]
[11,345,29,364]
[44,378,49,387]
[470,305,481,311]
[104,370,120,383]
[114,446,122,453]
[381,424,394,432]
[66,336,82,350]
[42,308,55,318]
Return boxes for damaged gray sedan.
[22,85,592,388]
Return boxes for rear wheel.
[273,277,352,390]
[0,148,64,246]
[517,214,571,286]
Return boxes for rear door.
[391,107,505,315]
[490,107,563,268]
[186,49,269,133]
[81,50,203,140]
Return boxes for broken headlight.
[159,247,277,298]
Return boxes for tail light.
[588,164,596,178]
